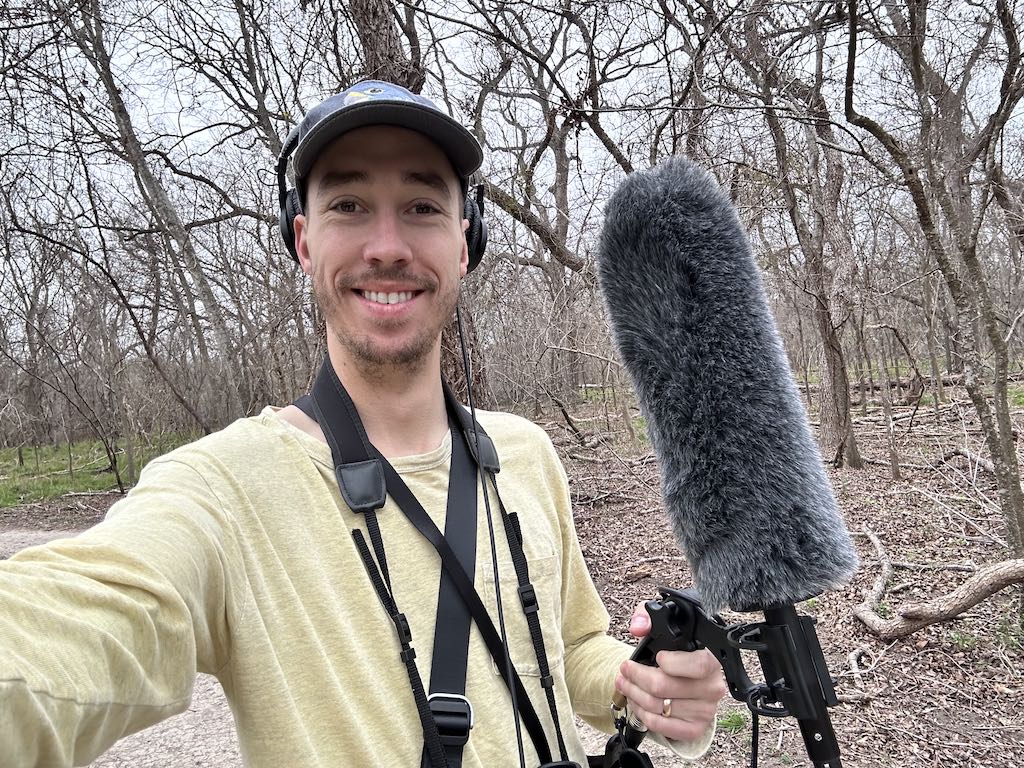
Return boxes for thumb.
[628,603,651,637]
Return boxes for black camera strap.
[294,358,564,766]
[418,390,477,768]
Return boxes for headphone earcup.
[463,196,487,273]
[279,188,303,262]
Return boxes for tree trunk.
[845,0,1024,554]
[879,361,902,482]
[60,0,242,419]
[756,70,862,467]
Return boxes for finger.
[615,670,721,724]
[633,705,716,743]
[623,650,722,690]
[654,648,723,681]
[626,651,724,684]
[616,687,719,744]
[628,603,651,637]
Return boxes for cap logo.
[343,90,374,106]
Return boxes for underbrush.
[0,434,192,508]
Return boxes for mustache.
[333,267,437,292]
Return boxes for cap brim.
[293,101,483,181]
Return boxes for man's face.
[294,125,469,375]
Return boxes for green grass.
[579,385,613,402]
[717,710,747,734]
[996,613,1024,652]
[0,434,192,508]
[949,629,978,650]
[1008,386,1024,407]
[632,416,649,443]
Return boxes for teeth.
[363,290,413,305]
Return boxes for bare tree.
[711,0,864,467]
[846,0,1024,554]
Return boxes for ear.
[459,216,470,278]
[295,213,313,276]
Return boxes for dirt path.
[90,674,242,768]
[0,529,89,559]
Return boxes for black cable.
[454,302,527,768]
[751,710,759,768]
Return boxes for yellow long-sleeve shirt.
[0,407,712,766]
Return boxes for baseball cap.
[291,80,483,188]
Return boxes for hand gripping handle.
[609,587,843,768]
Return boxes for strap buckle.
[428,693,474,746]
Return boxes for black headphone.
[276,126,488,272]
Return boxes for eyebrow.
[403,171,452,199]
[314,169,453,200]
[315,170,368,193]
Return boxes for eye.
[331,199,359,213]
[411,201,441,215]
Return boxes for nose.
[361,210,413,267]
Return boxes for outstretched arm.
[0,458,236,767]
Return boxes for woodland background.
[2,0,1024,765]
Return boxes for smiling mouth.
[356,289,418,305]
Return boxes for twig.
[892,560,977,573]
[544,345,623,368]
[858,525,893,608]
[848,646,869,689]
[621,555,686,570]
[932,447,995,475]
[546,389,586,445]
[860,456,932,470]
[852,531,984,574]
[910,485,1007,548]
[567,451,602,462]
[898,560,1024,620]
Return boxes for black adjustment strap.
[519,583,539,615]
[491,479,571,761]
[429,693,474,747]
[378,458,554,765]
[352,530,448,768]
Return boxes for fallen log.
[853,526,1024,641]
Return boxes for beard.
[313,264,460,374]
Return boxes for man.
[0,80,725,767]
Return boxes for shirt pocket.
[481,553,564,677]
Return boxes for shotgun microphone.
[595,157,857,768]
[596,156,857,615]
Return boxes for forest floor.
[556,393,1024,767]
[1,393,1022,767]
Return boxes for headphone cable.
[454,302,528,768]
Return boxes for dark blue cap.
[292,80,483,184]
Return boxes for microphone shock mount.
[602,587,842,768]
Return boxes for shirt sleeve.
[547,441,717,760]
[0,457,238,767]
